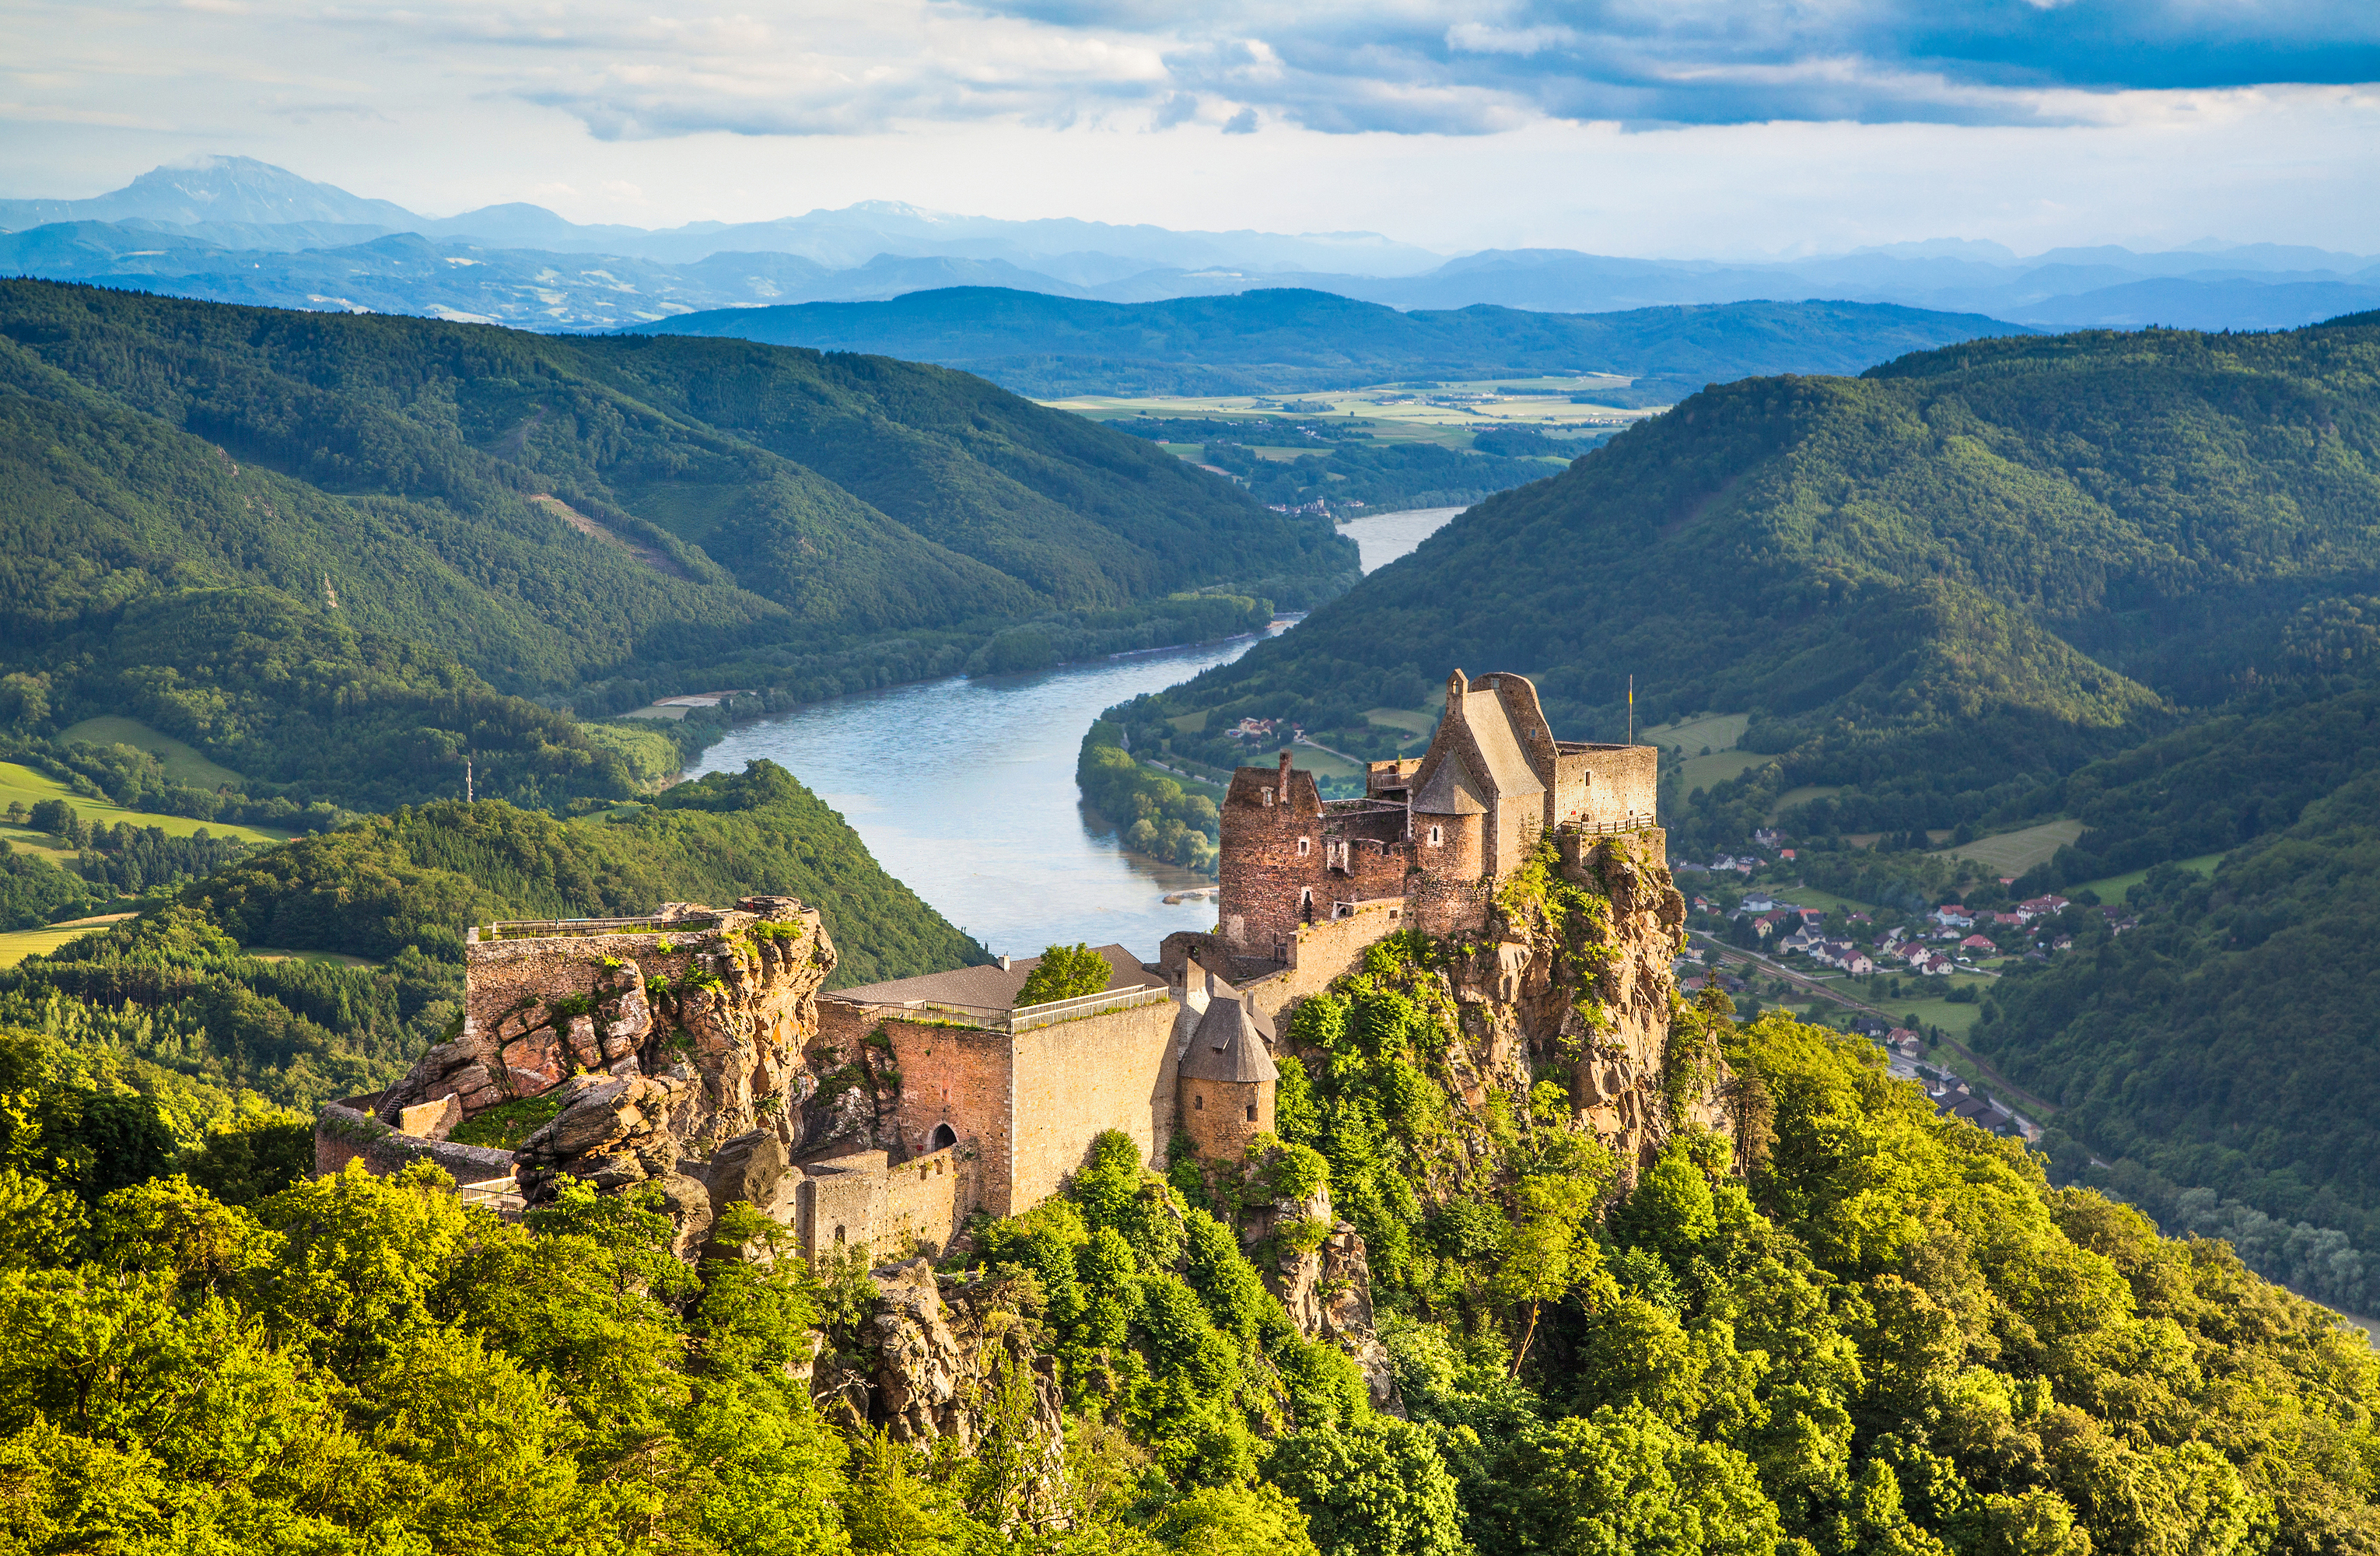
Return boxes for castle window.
[928,1122,957,1151]
[1428,825,1444,846]
[835,1225,846,1246]
[1262,787,1276,806]
[1297,836,1311,856]
[1246,1104,1258,1122]
[1194,1092,1204,1111]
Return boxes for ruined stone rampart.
[796,1145,963,1263]
[314,1092,519,1186]
[376,895,833,1156]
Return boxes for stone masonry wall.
[1570,745,1659,830]
[1218,756,1331,959]
[316,1094,518,1184]
[795,1144,962,1262]
[1181,1078,1273,1162]
[1007,999,1181,1214]
[873,1016,1013,1216]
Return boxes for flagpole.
[1627,675,1633,745]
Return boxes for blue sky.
[2,0,2375,254]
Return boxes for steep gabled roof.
[1181,995,1279,1085]
[1459,689,1546,799]
[1411,749,1487,815]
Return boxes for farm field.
[1679,748,1769,793]
[1768,784,1843,820]
[247,946,379,969]
[2067,850,2228,904]
[1642,711,1750,754]
[58,716,245,789]
[0,761,292,853]
[1947,818,2086,877]
[0,912,135,968]
[1041,375,1662,450]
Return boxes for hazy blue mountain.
[628,286,2033,401]
[7,158,2375,334]
[0,155,414,231]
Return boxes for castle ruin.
[1213,667,1656,962]
[317,668,1682,1267]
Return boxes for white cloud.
[0,0,2371,255]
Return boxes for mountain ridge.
[625,288,2036,401]
[5,159,2375,332]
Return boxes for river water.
[688,505,1461,960]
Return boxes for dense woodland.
[1076,314,2380,1323]
[2,923,2372,1553]
[0,280,1351,813]
[638,287,2028,403]
[1160,317,2380,801]
[0,760,985,1108]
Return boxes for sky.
[3,0,2377,258]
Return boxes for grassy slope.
[0,281,1348,683]
[0,761,288,846]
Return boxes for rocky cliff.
[1438,828,1719,1174]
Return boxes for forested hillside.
[1156,317,2380,826]
[636,287,2028,403]
[2,984,2371,1552]
[0,759,985,1108]
[0,281,1350,810]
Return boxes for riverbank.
[688,629,1288,958]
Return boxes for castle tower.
[1179,982,1279,1161]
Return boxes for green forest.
[0,759,985,1109]
[1072,314,2380,1318]
[635,287,2028,403]
[1149,317,2380,822]
[3,927,2373,1554]
[0,279,1352,814]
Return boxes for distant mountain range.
[628,288,2037,402]
[5,156,2377,334]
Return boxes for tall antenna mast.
[465,754,474,804]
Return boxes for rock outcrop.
[1253,1179,1403,1415]
[814,1258,1069,1526]
[368,896,835,1259]
[1440,829,1720,1172]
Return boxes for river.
[688,505,1461,960]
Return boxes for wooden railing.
[458,1176,525,1215]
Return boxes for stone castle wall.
[1217,757,1331,958]
[1181,1077,1273,1161]
[1566,745,1659,831]
[1006,997,1181,1213]
[871,1014,1013,1216]
[315,1093,518,1184]
[796,1144,963,1263]
[815,993,1182,1232]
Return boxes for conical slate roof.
[1181,994,1279,1085]
[1411,750,1486,815]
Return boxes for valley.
[4,3,2378,1540]
[2,251,2378,1553]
